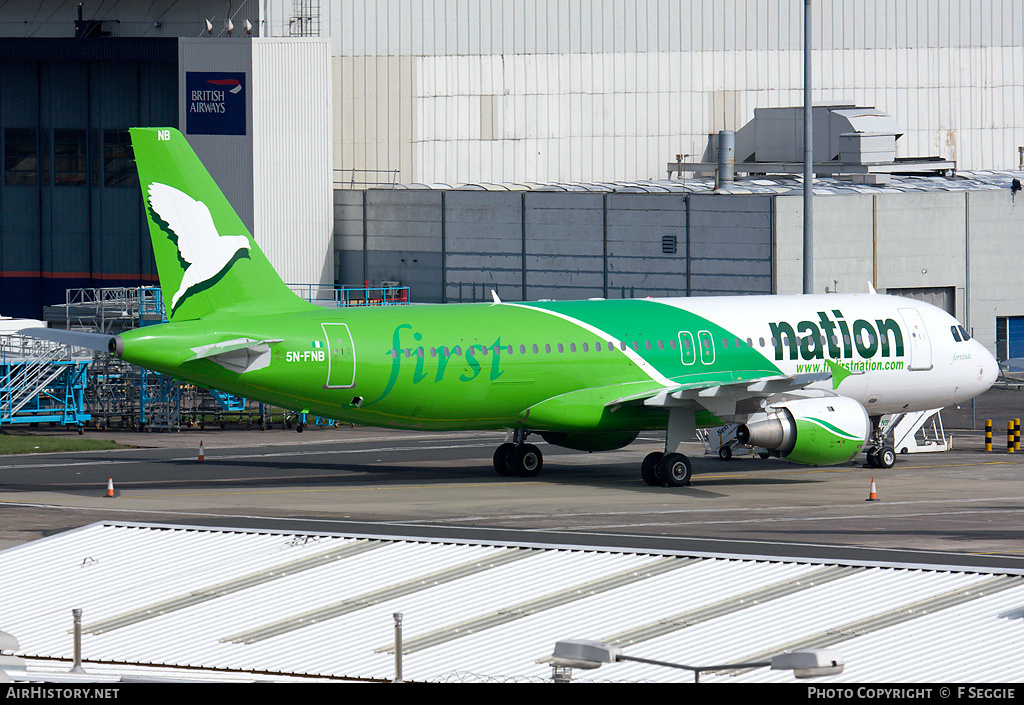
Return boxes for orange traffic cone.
[105,478,115,498]
[198,440,205,463]
[866,477,879,502]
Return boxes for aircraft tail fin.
[129,127,311,322]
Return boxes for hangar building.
[336,171,1024,359]
[2,0,1023,354]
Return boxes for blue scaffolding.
[288,283,411,308]
[135,288,183,430]
[0,338,91,428]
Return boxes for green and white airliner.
[24,128,999,487]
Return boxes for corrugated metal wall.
[252,38,334,290]
[446,192,523,300]
[773,186,1024,353]
[318,0,1024,184]
[178,37,334,290]
[335,189,774,302]
[337,181,1024,357]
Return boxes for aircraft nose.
[978,343,999,391]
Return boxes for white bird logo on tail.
[147,182,250,309]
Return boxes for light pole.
[803,0,814,294]
[552,639,844,683]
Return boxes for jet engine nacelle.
[736,394,870,466]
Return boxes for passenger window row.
[388,335,758,359]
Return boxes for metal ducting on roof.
[754,105,903,164]
[669,105,954,182]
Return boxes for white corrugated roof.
[2,522,1022,683]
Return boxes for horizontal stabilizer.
[188,337,283,374]
[18,328,120,355]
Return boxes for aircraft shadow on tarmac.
[174,453,824,490]
[0,454,823,498]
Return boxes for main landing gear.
[639,407,697,487]
[493,415,695,487]
[493,429,544,477]
[640,451,693,487]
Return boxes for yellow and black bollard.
[1009,421,1016,453]
[985,419,992,452]
[1016,419,1020,452]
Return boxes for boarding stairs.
[146,398,182,432]
[0,337,89,425]
[883,408,950,454]
[209,388,247,412]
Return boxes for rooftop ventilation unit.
[668,105,955,182]
[754,105,903,164]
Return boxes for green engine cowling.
[736,394,870,466]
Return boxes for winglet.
[867,281,877,295]
[491,290,502,304]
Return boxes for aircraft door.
[322,323,356,388]
[678,331,696,365]
[697,330,715,365]
[678,331,715,365]
[898,308,932,371]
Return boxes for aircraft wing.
[519,370,834,430]
[609,371,833,419]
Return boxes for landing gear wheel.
[659,452,692,487]
[876,447,896,469]
[865,448,878,467]
[493,443,516,476]
[719,445,732,461]
[641,452,664,486]
[509,443,543,477]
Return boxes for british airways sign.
[186,72,246,135]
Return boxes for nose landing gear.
[864,415,896,468]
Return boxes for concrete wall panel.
[966,190,1024,349]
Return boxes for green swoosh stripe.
[806,416,861,440]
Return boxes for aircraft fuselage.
[120,293,997,434]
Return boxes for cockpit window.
[951,325,972,343]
